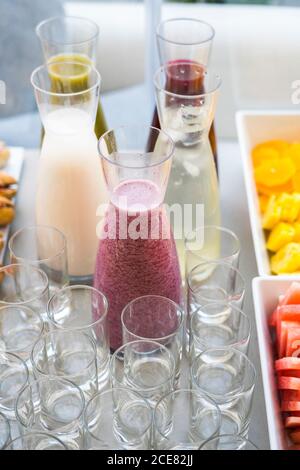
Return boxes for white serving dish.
[236,110,300,276]
[252,275,300,450]
[0,147,24,263]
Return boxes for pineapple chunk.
[271,242,300,274]
[267,223,296,252]
[262,195,281,230]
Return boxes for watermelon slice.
[286,328,300,357]
[281,282,300,305]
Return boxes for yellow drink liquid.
[41,53,108,140]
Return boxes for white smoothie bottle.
[31,61,108,282]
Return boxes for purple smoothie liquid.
[93,179,182,351]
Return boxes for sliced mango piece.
[262,194,282,230]
[267,223,296,252]
[254,158,296,188]
[284,143,300,170]
[293,170,300,192]
[257,180,294,196]
[271,243,300,274]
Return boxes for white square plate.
[236,110,300,276]
[252,275,300,450]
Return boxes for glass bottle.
[151,18,218,172]
[94,125,182,351]
[154,62,221,274]
[31,61,108,283]
[36,16,108,140]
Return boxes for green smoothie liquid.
[41,53,108,141]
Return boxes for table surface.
[8,141,270,450]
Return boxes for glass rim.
[0,263,49,307]
[4,431,68,450]
[9,224,68,265]
[98,125,175,170]
[0,351,29,392]
[190,302,251,347]
[191,347,257,398]
[47,285,109,330]
[121,295,184,342]
[31,329,97,376]
[110,339,176,391]
[31,61,101,98]
[153,388,221,441]
[0,304,44,354]
[36,15,100,46]
[187,260,245,297]
[156,17,215,46]
[0,411,11,449]
[184,225,241,261]
[198,433,259,450]
[15,376,85,428]
[154,63,221,100]
[84,386,153,442]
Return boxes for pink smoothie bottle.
[94,125,182,351]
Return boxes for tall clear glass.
[36,16,108,139]
[152,18,218,170]
[31,62,108,283]
[154,64,221,273]
[95,125,182,351]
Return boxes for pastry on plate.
[0,141,10,169]
[0,172,17,199]
[0,196,15,226]
[0,232,4,252]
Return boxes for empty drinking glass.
[110,340,175,408]
[190,302,251,360]
[199,434,259,450]
[0,352,29,420]
[0,412,10,449]
[121,296,184,385]
[153,389,220,450]
[187,261,245,310]
[185,226,240,276]
[16,377,85,450]
[31,330,98,399]
[0,305,44,361]
[4,431,68,450]
[47,285,109,391]
[84,387,152,450]
[191,347,256,437]
[0,264,49,322]
[9,225,69,294]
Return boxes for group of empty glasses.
[0,224,258,450]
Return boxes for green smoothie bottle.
[36,17,108,140]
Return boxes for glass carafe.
[36,16,107,140]
[31,61,108,283]
[151,18,218,172]
[94,125,182,351]
[154,62,221,274]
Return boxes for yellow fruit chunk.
[266,223,296,252]
[254,158,296,187]
[277,193,300,223]
[259,195,270,213]
[271,242,300,274]
[284,143,300,170]
[262,195,282,230]
[294,222,300,242]
[252,140,289,167]
[256,180,294,196]
[293,170,300,192]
